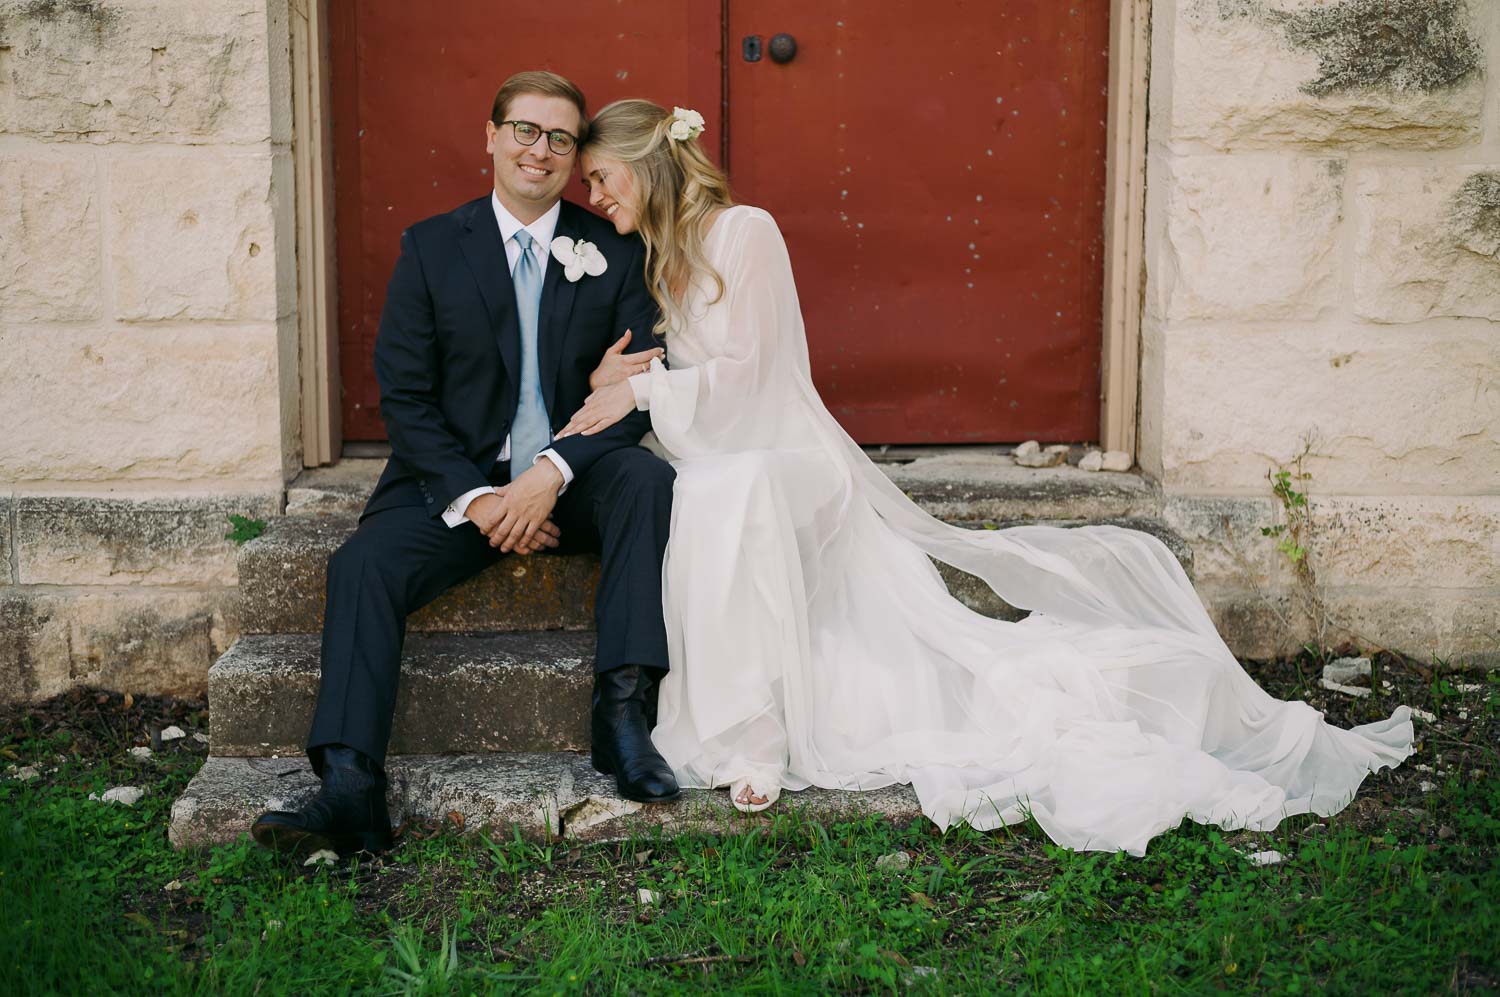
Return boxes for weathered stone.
[169,752,927,849]
[1151,155,1343,323]
[1166,0,1486,149]
[1014,444,1069,469]
[285,459,389,516]
[91,785,145,806]
[1162,495,1278,587]
[0,325,287,483]
[209,632,595,756]
[883,452,1160,522]
[0,154,101,321]
[1157,324,1499,493]
[1351,165,1500,322]
[0,496,13,585]
[0,588,233,703]
[1078,450,1104,472]
[110,152,285,321]
[14,491,281,586]
[1307,496,1500,590]
[0,0,280,144]
[1100,451,1133,473]
[237,515,600,634]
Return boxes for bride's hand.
[557,381,637,438]
[589,329,662,391]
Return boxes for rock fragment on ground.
[1100,450,1133,472]
[637,888,662,906]
[128,746,153,761]
[160,726,187,742]
[7,764,41,782]
[90,786,145,806]
[1012,441,1070,468]
[1319,678,1371,698]
[875,850,912,873]
[1079,450,1104,472]
[1323,656,1372,685]
[1244,850,1283,866]
[303,849,338,867]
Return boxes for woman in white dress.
[559,100,1413,856]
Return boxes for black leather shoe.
[591,665,680,803]
[251,745,394,857]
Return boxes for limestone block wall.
[1142,0,1500,662]
[0,0,297,700]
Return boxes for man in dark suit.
[253,71,679,857]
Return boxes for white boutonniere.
[549,236,608,282]
[668,106,706,142]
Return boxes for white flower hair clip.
[668,106,706,142]
[549,237,608,282]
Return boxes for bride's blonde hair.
[584,99,733,337]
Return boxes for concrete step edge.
[169,752,924,850]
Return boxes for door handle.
[768,33,798,64]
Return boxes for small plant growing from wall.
[225,514,266,546]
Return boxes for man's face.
[485,93,581,221]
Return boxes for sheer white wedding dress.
[627,205,1412,856]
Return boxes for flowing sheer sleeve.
[627,208,812,460]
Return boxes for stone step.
[209,632,595,757]
[169,752,924,849]
[238,515,600,635]
[287,453,1161,523]
[245,508,1185,639]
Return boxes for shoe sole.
[250,821,393,859]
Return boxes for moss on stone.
[1448,171,1500,259]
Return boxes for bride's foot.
[730,777,781,814]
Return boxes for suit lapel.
[537,204,582,420]
[456,198,520,382]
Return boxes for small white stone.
[11,765,41,782]
[637,888,662,906]
[1319,678,1371,698]
[1244,850,1282,866]
[1412,709,1436,723]
[875,850,912,873]
[1458,710,1469,720]
[303,849,339,867]
[1419,781,1436,793]
[91,786,145,806]
[128,746,153,761]
[1014,444,1069,468]
[1100,450,1132,472]
[1322,657,1372,686]
[164,879,184,892]
[1013,440,1041,459]
[1415,764,1434,773]
[1018,890,1048,904]
[1079,450,1104,472]
[193,732,210,744]
[159,726,187,742]
[1455,683,1483,693]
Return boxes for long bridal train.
[634,206,1412,856]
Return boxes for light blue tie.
[509,229,550,475]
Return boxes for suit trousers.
[305,446,674,773]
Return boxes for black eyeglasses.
[496,119,578,155]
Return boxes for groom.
[252,71,680,857]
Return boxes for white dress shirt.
[441,193,574,527]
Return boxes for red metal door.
[331,3,1107,444]
[329,2,722,440]
[726,2,1108,442]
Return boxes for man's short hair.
[490,71,589,142]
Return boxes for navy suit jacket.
[364,195,660,520]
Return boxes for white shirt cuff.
[443,485,497,528]
[536,449,574,494]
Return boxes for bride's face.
[580,152,640,234]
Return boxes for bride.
[557,99,1412,856]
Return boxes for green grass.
[3,669,1498,995]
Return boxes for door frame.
[290,0,1151,466]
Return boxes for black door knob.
[768,33,798,64]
